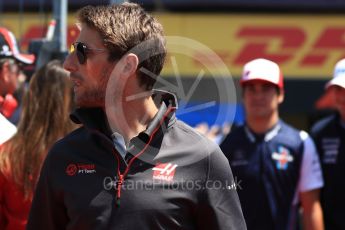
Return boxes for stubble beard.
[75,72,110,108]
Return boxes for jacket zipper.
[116,174,123,207]
[113,107,174,207]
[114,134,153,207]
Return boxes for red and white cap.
[326,58,345,89]
[240,58,284,89]
[0,27,35,65]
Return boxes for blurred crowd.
[0,27,77,229]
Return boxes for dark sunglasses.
[70,42,107,64]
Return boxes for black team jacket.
[27,91,246,230]
[311,113,345,230]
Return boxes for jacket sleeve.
[26,150,68,230]
[196,147,247,230]
[297,131,323,193]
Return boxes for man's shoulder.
[57,126,85,143]
[219,124,248,155]
[174,120,218,145]
[169,120,221,156]
[174,120,207,139]
[279,120,301,135]
[170,120,231,174]
[47,126,86,157]
[220,124,246,143]
[276,121,309,148]
[310,114,337,136]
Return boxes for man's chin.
[74,98,104,108]
[249,110,271,119]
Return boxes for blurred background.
[1,0,344,131]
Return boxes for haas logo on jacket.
[66,164,78,176]
[271,146,294,170]
[152,163,178,182]
[66,163,96,176]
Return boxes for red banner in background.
[3,13,345,79]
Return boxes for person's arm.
[26,150,68,230]
[300,189,324,230]
[196,146,247,230]
[298,131,324,230]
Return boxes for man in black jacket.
[311,58,345,230]
[27,3,246,230]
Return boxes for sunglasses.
[70,42,107,64]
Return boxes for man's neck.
[106,93,158,144]
[246,113,279,134]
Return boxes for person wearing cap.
[220,58,324,229]
[0,27,35,145]
[310,58,345,230]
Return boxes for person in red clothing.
[0,27,35,145]
[0,60,76,230]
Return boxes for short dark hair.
[77,3,166,90]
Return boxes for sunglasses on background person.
[70,42,107,64]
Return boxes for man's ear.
[119,53,139,78]
[278,89,285,104]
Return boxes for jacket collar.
[70,107,112,137]
[244,120,282,143]
[126,90,177,163]
[70,89,177,142]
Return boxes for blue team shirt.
[221,120,323,230]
